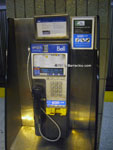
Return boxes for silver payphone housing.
[31,14,70,142]
[31,43,68,110]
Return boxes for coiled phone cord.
[27,49,61,142]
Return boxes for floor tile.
[103,102,113,118]
[99,109,113,150]
[0,98,5,150]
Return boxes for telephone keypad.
[50,81,63,97]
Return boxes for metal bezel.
[34,14,69,40]
[31,53,68,79]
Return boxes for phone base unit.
[31,42,69,140]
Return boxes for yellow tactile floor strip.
[0,88,5,98]
[104,91,113,102]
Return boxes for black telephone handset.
[32,86,43,124]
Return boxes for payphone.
[27,14,70,142]
[6,15,99,150]
[30,42,69,141]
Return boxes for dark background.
[0,0,7,86]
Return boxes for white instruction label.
[37,22,67,37]
[33,54,65,68]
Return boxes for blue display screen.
[40,68,63,75]
[33,67,63,76]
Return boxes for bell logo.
[57,46,65,51]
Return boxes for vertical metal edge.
[6,18,22,149]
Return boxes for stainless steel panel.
[70,50,97,130]
[7,19,22,149]
[13,18,35,126]
[89,51,98,148]
[10,126,93,150]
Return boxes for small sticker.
[33,67,40,76]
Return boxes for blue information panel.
[31,43,68,53]
[73,34,92,48]
[47,100,66,107]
